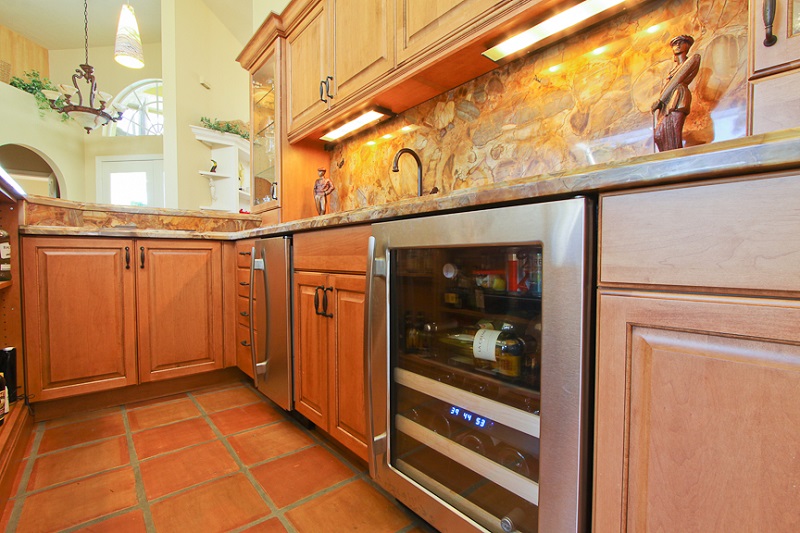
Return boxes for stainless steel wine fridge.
[365,199,592,532]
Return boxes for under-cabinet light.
[482,0,627,61]
[320,109,390,142]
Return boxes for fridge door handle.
[364,235,387,478]
[249,246,259,388]
[258,247,269,381]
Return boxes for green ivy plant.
[200,116,250,140]
[9,70,70,122]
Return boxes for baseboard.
[31,367,250,422]
[0,403,33,515]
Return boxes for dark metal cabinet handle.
[763,0,778,46]
[239,281,250,286]
[124,246,130,269]
[314,285,324,315]
[319,80,328,103]
[241,340,251,347]
[239,250,251,256]
[325,76,333,99]
[322,286,334,318]
[139,246,145,268]
[240,310,249,317]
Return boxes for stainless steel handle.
[364,235,386,478]
[260,246,270,381]
[249,246,258,388]
[124,246,130,269]
[763,0,778,46]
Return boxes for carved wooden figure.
[651,35,701,152]
[313,167,334,215]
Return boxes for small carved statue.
[651,35,701,152]
[209,159,217,173]
[313,167,334,215]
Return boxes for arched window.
[104,79,163,137]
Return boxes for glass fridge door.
[390,244,544,533]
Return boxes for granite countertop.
[17,129,800,240]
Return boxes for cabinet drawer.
[237,295,256,328]
[293,225,371,272]
[236,241,254,269]
[237,268,252,297]
[599,175,800,293]
[236,322,255,377]
[751,69,800,134]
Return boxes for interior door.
[97,157,165,208]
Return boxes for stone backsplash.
[327,0,747,212]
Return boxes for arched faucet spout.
[392,148,423,197]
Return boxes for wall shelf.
[191,126,250,213]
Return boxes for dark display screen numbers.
[449,405,491,429]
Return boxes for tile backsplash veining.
[328,0,747,212]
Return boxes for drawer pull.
[125,246,130,269]
[240,340,251,347]
[240,311,249,317]
[763,0,778,46]
[239,250,251,256]
[239,281,250,286]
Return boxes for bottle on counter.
[0,227,10,282]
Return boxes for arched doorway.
[0,144,64,198]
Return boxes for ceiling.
[0,0,257,50]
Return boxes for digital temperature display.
[449,406,492,429]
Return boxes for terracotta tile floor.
[2,382,436,533]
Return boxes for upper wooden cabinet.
[749,0,800,133]
[22,237,224,401]
[286,0,394,136]
[396,0,501,64]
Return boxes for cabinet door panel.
[396,0,501,63]
[22,237,137,400]
[294,271,329,428]
[330,274,368,460]
[595,291,800,533]
[137,241,223,382]
[751,0,800,75]
[332,0,393,102]
[288,1,328,133]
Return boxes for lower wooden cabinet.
[594,290,800,532]
[292,225,371,461]
[22,237,224,401]
[294,271,368,460]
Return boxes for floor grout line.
[187,390,300,533]
[5,382,433,533]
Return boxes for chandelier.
[41,0,123,133]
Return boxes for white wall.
[253,0,291,32]
[0,83,85,200]
[162,0,250,210]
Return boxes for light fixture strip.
[320,110,388,142]
[483,0,627,61]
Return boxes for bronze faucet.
[393,148,438,196]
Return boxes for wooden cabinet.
[293,225,371,460]
[395,0,500,64]
[285,0,394,135]
[22,237,224,401]
[22,237,138,400]
[594,174,800,531]
[234,239,257,377]
[136,240,224,382]
[749,0,800,133]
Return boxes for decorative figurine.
[313,168,334,215]
[651,35,701,152]
[209,159,217,173]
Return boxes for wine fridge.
[365,199,591,532]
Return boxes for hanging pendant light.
[41,0,124,134]
[114,3,144,69]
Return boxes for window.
[104,79,163,137]
[97,157,165,207]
